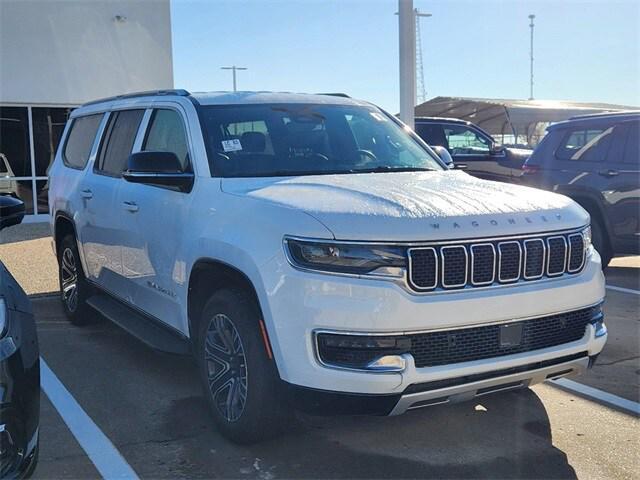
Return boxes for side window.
[623,122,639,165]
[444,126,490,155]
[96,109,144,176]
[555,126,614,161]
[142,109,190,170]
[415,124,448,149]
[63,114,102,169]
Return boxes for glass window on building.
[32,107,73,213]
[0,106,34,213]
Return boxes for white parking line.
[40,358,139,479]
[606,284,640,295]
[551,378,640,416]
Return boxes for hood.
[221,170,588,241]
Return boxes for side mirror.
[490,144,506,156]
[431,146,454,168]
[0,195,25,230]
[123,151,194,192]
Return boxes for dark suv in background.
[414,117,532,183]
[520,112,640,267]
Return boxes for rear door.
[79,109,145,297]
[117,106,193,330]
[600,121,640,252]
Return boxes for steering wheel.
[357,149,378,164]
[309,153,330,162]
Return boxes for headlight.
[582,225,592,250]
[0,298,6,337]
[285,238,406,275]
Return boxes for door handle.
[80,189,93,199]
[598,169,619,177]
[123,201,139,213]
[454,163,468,170]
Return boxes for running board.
[87,294,191,355]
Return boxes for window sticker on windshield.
[370,112,387,122]
[221,139,242,152]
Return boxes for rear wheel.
[196,288,287,444]
[57,235,93,325]
[590,216,612,268]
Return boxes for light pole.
[528,14,535,100]
[221,65,248,92]
[398,0,415,128]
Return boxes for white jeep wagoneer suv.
[48,90,607,443]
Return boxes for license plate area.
[499,323,523,348]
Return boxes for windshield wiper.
[352,166,438,174]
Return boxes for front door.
[118,107,192,331]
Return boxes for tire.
[196,288,287,444]
[57,235,93,325]
[590,215,612,268]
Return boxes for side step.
[87,294,191,355]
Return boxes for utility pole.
[221,65,248,92]
[398,0,415,129]
[528,14,535,100]
[415,9,432,105]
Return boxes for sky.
[171,0,640,112]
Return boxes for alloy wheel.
[204,313,248,422]
[61,247,78,312]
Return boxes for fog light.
[365,355,406,372]
[316,333,411,371]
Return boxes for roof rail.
[82,89,191,107]
[569,110,640,121]
[316,93,351,98]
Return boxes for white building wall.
[0,0,173,105]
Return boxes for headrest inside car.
[240,132,266,152]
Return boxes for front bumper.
[259,247,606,397]
[286,351,599,416]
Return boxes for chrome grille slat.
[498,241,522,283]
[408,230,586,293]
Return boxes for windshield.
[199,103,444,177]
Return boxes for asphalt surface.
[1,224,638,479]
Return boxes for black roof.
[548,111,640,130]
[414,116,472,125]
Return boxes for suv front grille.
[409,305,599,367]
[408,230,586,292]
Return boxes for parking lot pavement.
[30,264,639,479]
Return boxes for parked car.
[414,117,532,182]
[48,90,606,444]
[520,112,640,267]
[0,196,40,478]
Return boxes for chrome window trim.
[407,247,438,291]
[546,236,568,277]
[441,245,468,288]
[523,238,546,280]
[498,241,522,283]
[567,233,586,273]
[470,243,496,286]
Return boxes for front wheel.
[196,288,287,444]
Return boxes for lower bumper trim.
[389,353,590,415]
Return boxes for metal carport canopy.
[415,96,637,139]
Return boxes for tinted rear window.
[96,109,144,176]
[555,126,614,161]
[63,114,103,169]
